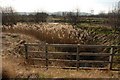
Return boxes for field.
[2,22,120,78]
[1,0,120,79]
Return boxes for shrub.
[34,12,48,23]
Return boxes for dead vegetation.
[2,22,120,45]
[2,33,120,78]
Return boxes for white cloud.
[0,0,119,14]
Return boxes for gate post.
[45,43,48,70]
[109,47,114,70]
[24,44,28,59]
[76,44,79,70]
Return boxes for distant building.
[118,1,120,10]
[90,10,94,15]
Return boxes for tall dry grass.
[2,23,106,44]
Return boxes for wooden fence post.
[76,44,79,70]
[109,47,114,70]
[45,43,48,70]
[24,44,28,59]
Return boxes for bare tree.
[108,1,120,31]
[2,7,17,26]
[66,9,80,28]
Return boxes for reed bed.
[3,22,117,45]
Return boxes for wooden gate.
[24,43,120,70]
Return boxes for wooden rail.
[24,43,120,70]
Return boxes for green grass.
[77,23,118,35]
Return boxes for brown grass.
[2,32,119,78]
[3,22,117,45]
[2,53,119,78]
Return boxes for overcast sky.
[0,0,119,14]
